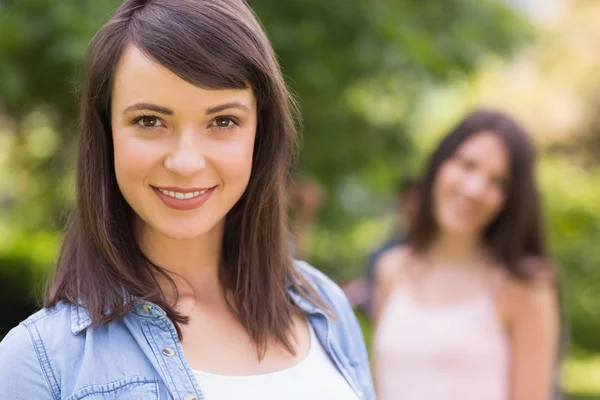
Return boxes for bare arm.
[506,278,560,400]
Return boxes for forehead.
[456,131,509,174]
[111,45,256,110]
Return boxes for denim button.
[184,395,197,400]
[162,347,175,356]
[142,304,152,314]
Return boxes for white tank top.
[374,272,509,400]
[193,325,359,400]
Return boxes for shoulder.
[1,301,74,348]
[501,258,559,322]
[503,257,557,295]
[0,324,35,360]
[504,277,557,310]
[0,303,72,398]
[293,259,349,308]
[293,259,361,336]
[0,302,80,367]
[519,256,558,284]
[19,301,75,336]
[0,325,42,395]
[2,301,72,343]
[293,259,362,325]
[373,245,411,288]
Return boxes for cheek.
[112,131,158,190]
[113,132,132,184]
[434,163,459,200]
[216,133,256,187]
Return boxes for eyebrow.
[122,101,250,116]
[205,102,250,115]
[122,103,173,116]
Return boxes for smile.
[152,185,216,211]
[156,188,210,200]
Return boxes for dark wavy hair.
[47,0,326,358]
[410,108,550,279]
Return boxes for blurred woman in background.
[373,109,562,400]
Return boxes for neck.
[137,219,224,306]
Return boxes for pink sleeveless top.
[373,271,509,400]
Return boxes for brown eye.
[134,116,164,129]
[140,117,159,127]
[213,117,236,129]
[457,156,476,171]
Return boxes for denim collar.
[70,284,322,334]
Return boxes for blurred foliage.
[539,158,600,352]
[0,0,529,334]
[563,350,600,397]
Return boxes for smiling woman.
[372,109,563,400]
[0,1,374,399]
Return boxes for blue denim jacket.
[0,261,375,399]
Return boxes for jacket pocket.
[67,376,159,400]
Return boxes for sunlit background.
[1,0,599,397]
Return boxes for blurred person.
[0,1,374,399]
[373,109,562,400]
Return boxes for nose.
[164,132,206,177]
[462,173,486,199]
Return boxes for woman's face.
[111,45,257,241]
[433,131,509,237]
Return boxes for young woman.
[0,1,374,399]
[373,109,561,400]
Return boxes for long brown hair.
[411,109,550,279]
[47,0,326,358]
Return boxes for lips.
[152,185,216,211]
[451,196,477,214]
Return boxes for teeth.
[158,188,210,199]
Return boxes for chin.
[150,220,217,241]
[160,229,208,241]
[438,217,481,237]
